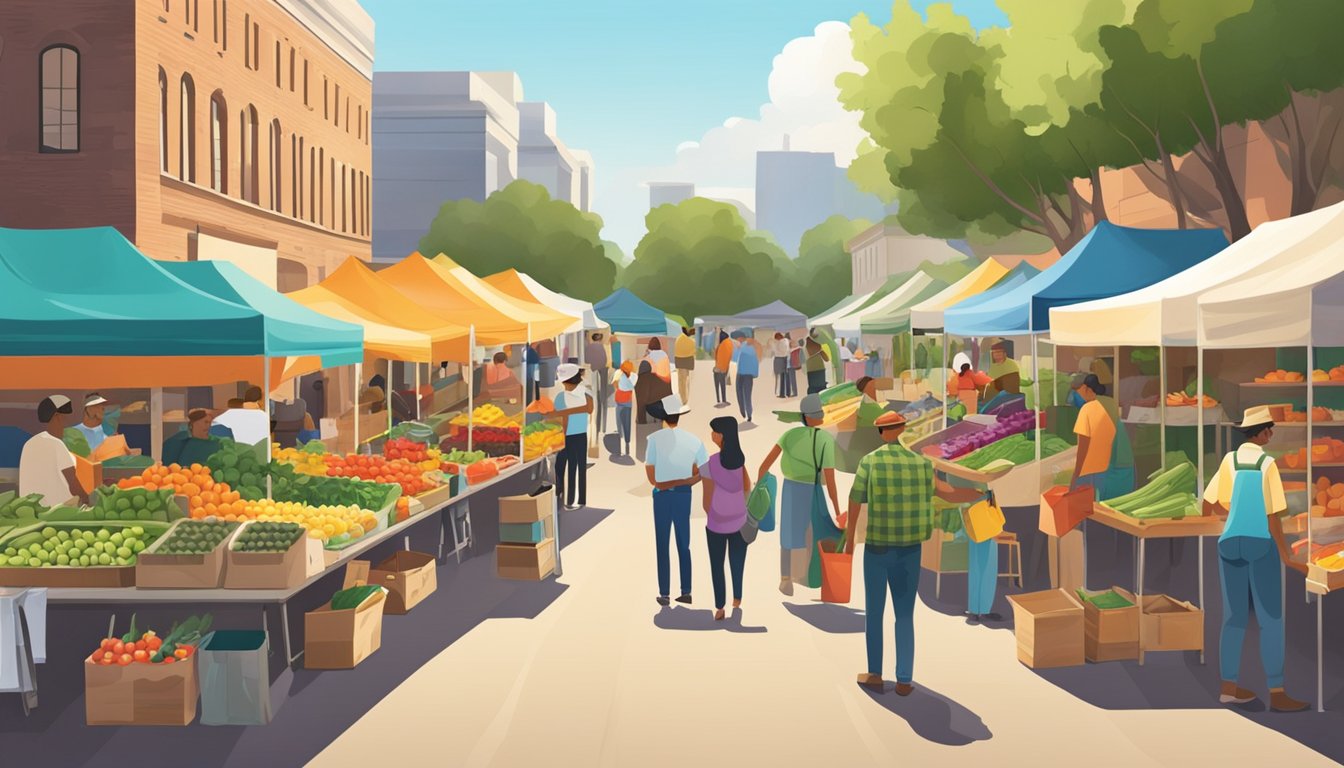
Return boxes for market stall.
[1195,201,1344,710]
[695,299,808,332]
[485,269,607,335]
[593,288,678,336]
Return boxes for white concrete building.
[847,223,966,294]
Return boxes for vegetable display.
[330,584,383,611]
[322,453,434,496]
[2,524,158,567]
[88,614,211,666]
[938,410,1038,460]
[91,486,180,522]
[1312,477,1344,517]
[1103,461,1199,519]
[232,522,305,552]
[205,439,269,500]
[442,449,487,466]
[1279,437,1344,469]
[452,404,518,428]
[0,491,47,524]
[1076,589,1134,609]
[154,520,238,555]
[522,422,564,459]
[957,433,1070,470]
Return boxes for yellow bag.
[963,493,1005,543]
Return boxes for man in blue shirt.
[551,363,595,509]
[645,393,707,606]
[734,332,761,423]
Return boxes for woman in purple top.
[701,416,753,620]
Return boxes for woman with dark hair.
[702,416,753,620]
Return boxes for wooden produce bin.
[1080,587,1139,663]
[0,520,171,588]
[1007,589,1085,669]
[135,519,241,589]
[1139,594,1204,659]
[223,522,320,589]
[369,551,437,614]
[86,657,198,726]
[305,562,387,669]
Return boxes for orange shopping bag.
[1040,485,1094,536]
[818,535,853,604]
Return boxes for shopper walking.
[844,412,981,694]
[551,363,594,509]
[758,394,840,596]
[585,333,610,435]
[735,334,760,422]
[644,337,672,383]
[644,394,707,606]
[614,361,636,456]
[804,336,830,395]
[713,331,734,406]
[785,338,803,398]
[701,416,752,620]
[674,326,696,405]
[1203,406,1308,712]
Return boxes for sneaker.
[981,612,1003,622]
[779,578,794,596]
[1270,689,1309,712]
[656,596,670,607]
[676,594,693,604]
[1219,682,1256,705]
[964,614,981,625]
[856,673,885,692]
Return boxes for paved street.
[310,370,1338,768]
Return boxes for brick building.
[0,0,374,290]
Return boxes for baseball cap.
[84,393,109,408]
[800,394,825,420]
[659,394,691,416]
[38,394,74,423]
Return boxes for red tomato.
[162,656,176,664]
[117,654,133,666]
[133,650,149,662]
[146,636,163,651]
[112,641,125,655]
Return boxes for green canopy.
[159,260,364,367]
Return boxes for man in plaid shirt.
[844,411,980,695]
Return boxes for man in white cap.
[550,363,594,509]
[73,392,111,453]
[19,395,89,506]
[1202,405,1307,712]
[644,393,707,606]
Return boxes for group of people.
[709,329,834,416]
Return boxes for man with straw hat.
[844,411,980,695]
[1202,405,1307,712]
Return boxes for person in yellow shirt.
[1069,374,1115,495]
[674,326,697,404]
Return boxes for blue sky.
[362,0,1008,252]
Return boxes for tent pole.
[150,387,164,464]
[524,323,531,462]
[1159,348,1167,469]
[941,333,949,430]
[386,359,393,438]
[354,362,362,452]
[415,363,421,421]
[1196,349,1204,495]
[468,325,475,454]
[1033,334,1041,465]
[264,362,273,501]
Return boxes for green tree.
[622,198,785,321]
[776,216,872,316]
[418,180,618,302]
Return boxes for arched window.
[209,91,227,192]
[179,75,196,182]
[241,105,258,203]
[331,157,337,230]
[269,119,282,212]
[40,45,79,152]
[317,148,324,225]
[298,137,306,220]
[290,134,298,216]
[158,69,168,172]
[339,161,347,232]
[308,145,316,223]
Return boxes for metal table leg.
[1318,594,1325,713]
[262,607,271,657]
[282,600,301,666]
[1198,536,1206,664]
[1138,539,1146,666]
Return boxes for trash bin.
[198,630,272,726]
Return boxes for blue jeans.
[967,536,998,615]
[654,486,693,598]
[615,403,632,451]
[736,374,755,420]
[1218,536,1285,688]
[864,543,921,683]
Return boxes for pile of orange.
[1279,438,1344,469]
[323,453,433,496]
[118,463,247,519]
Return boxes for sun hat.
[1236,406,1274,430]
[556,363,581,382]
[84,393,109,408]
[659,394,691,416]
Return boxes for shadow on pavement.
[560,506,613,548]
[653,605,767,634]
[860,684,992,746]
[784,602,865,634]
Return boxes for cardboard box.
[369,551,437,614]
[1007,589,1085,669]
[499,517,553,544]
[1139,594,1204,652]
[497,538,554,580]
[498,487,554,524]
[85,656,198,726]
[136,519,241,589]
[304,561,387,669]
[223,522,318,590]
[1080,586,1139,662]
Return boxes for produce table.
[1305,553,1343,713]
[1088,502,1222,664]
[41,457,553,669]
[926,446,1076,508]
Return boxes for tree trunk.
[1208,143,1252,240]
[1089,168,1109,224]
[1155,133,1188,229]
[1286,91,1318,216]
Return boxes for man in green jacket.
[162,409,226,467]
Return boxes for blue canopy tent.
[593,288,675,335]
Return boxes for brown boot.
[1269,688,1309,712]
[856,673,885,692]
[1219,681,1256,705]
[894,682,915,697]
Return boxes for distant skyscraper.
[648,182,696,210]
[518,102,589,208]
[755,149,886,255]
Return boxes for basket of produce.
[85,614,211,726]
[136,519,241,588]
[1100,461,1199,520]
[0,521,170,587]
[222,521,315,589]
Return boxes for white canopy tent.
[809,291,875,328]
[517,272,607,334]
[832,272,935,337]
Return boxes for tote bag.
[806,430,843,589]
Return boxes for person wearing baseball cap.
[758,393,841,596]
[1202,405,1307,712]
[644,393,707,606]
[19,395,89,506]
[845,409,980,694]
[72,393,112,453]
[550,363,594,509]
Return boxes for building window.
[39,45,79,153]
[212,0,218,43]
[333,84,341,126]
[252,22,259,70]
[317,148,324,225]
[241,105,258,203]
[302,60,309,105]
[291,134,297,216]
[243,13,250,67]
[310,146,317,223]
[274,42,281,87]
[190,0,198,32]
[288,48,295,91]
[158,69,168,172]
[270,119,282,212]
[221,0,227,50]
[323,77,328,120]
[298,137,306,220]
[330,157,337,230]
[356,169,363,235]
[344,97,350,132]
[350,167,356,233]
[356,104,362,140]
[179,75,195,181]
[209,91,227,192]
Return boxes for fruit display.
[452,403,519,429]
[87,614,211,666]
[938,410,1038,460]
[957,434,1070,470]
[1103,461,1199,519]
[230,501,379,546]
[1315,544,1344,572]
[91,486,181,522]
[1311,476,1344,517]
[1,523,161,567]
[1256,369,1306,383]
[273,443,331,475]
[118,463,248,519]
[1165,392,1219,408]
[322,453,436,496]
[384,437,444,472]
[1279,437,1344,469]
[1313,365,1344,382]
[153,520,239,555]
[205,439,270,499]
[523,421,564,459]
[232,521,305,552]
[526,396,555,414]
[443,449,487,465]
[0,491,48,524]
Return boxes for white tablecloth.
[0,587,47,693]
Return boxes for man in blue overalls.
[1202,406,1308,712]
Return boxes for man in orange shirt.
[713,330,735,407]
[1070,374,1116,494]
